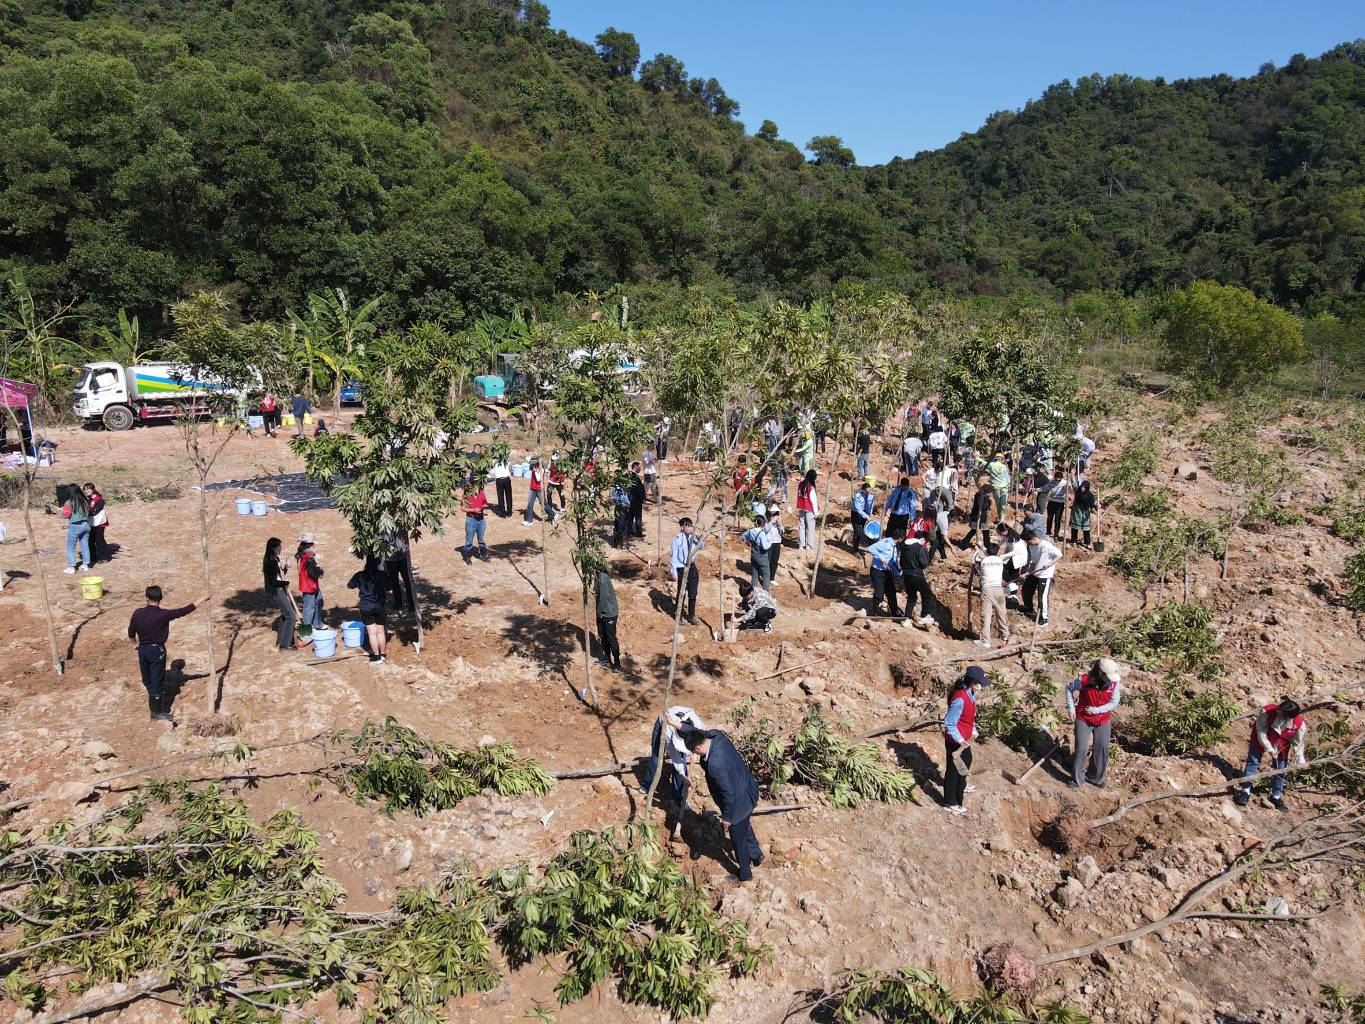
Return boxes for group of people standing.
[51,481,110,573]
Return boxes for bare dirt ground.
[1,396,1363,1024]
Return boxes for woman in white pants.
[795,470,819,550]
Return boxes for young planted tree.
[167,293,286,712]
[286,289,380,417]
[292,327,477,652]
[551,320,650,705]
[1197,411,1298,579]
[1,271,85,415]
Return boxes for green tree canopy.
[1161,281,1305,395]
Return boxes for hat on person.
[1098,658,1122,683]
[530,455,540,464]
[964,665,991,687]
[864,475,877,486]
[299,532,315,544]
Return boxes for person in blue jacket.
[850,477,877,554]
[682,727,764,882]
[885,476,917,539]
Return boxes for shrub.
[1161,281,1304,396]
[1107,517,1224,588]
[975,670,1062,750]
[821,967,1089,1023]
[1131,679,1239,755]
[1124,488,1173,519]
[1318,498,1365,542]
[1347,552,1365,611]
[1102,430,1159,493]
[1079,602,1224,681]
[1321,983,1365,1022]
[1300,714,1365,799]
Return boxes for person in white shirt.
[1020,534,1062,625]
[927,426,948,469]
[901,433,923,475]
[972,546,1009,646]
[938,463,959,512]
[490,457,512,517]
[921,463,938,504]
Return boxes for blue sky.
[551,1,1362,165]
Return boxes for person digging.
[1234,698,1306,810]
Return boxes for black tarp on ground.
[204,472,342,513]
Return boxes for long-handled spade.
[1005,735,1062,786]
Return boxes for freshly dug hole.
[1040,804,1091,853]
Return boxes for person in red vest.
[461,485,489,562]
[259,392,280,437]
[522,456,547,525]
[295,533,325,630]
[732,455,752,506]
[1234,698,1306,810]
[1065,658,1122,789]
[942,665,990,817]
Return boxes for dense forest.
[0,0,1361,334]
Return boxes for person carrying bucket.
[347,556,390,664]
[296,533,325,630]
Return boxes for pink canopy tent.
[0,378,38,456]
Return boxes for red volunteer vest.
[1251,704,1304,756]
[944,688,976,744]
[298,550,319,594]
[796,482,816,513]
[1078,672,1116,726]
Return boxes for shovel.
[1092,506,1105,553]
[1005,740,1061,786]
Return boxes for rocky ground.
[1,393,1362,1024]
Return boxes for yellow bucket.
[281,413,296,426]
[80,576,104,600]
[303,412,313,424]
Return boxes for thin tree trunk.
[406,531,425,652]
[19,468,62,674]
[808,437,845,596]
[1221,514,1242,580]
[536,409,549,604]
[580,585,597,705]
[717,501,726,640]
[196,480,217,711]
[332,379,341,421]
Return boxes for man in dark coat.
[682,727,764,882]
[628,461,647,537]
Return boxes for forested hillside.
[0,0,1361,333]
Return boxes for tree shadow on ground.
[488,538,549,599]
[65,606,105,662]
[500,612,577,681]
[810,559,863,604]
[889,739,945,805]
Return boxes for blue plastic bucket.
[340,621,365,648]
[250,500,268,517]
[235,497,252,516]
[311,628,337,658]
[863,521,882,541]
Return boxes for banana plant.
[2,271,88,413]
[90,309,159,366]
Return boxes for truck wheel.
[102,405,135,431]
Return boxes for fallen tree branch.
[752,803,814,817]
[35,977,173,1024]
[754,657,829,682]
[859,716,941,740]
[552,758,646,781]
[1088,736,1364,829]
[941,638,1086,665]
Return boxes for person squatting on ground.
[84,482,110,564]
[128,586,209,722]
[262,537,297,651]
[462,484,489,561]
[851,478,876,554]
[347,556,391,663]
[796,470,820,550]
[1067,658,1122,788]
[742,514,773,591]
[943,665,989,816]
[973,544,1010,647]
[594,567,622,672]
[733,580,777,632]
[670,517,703,625]
[681,726,765,883]
[295,533,325,630]
[650,705,706,842]
[1234,697,1306,810]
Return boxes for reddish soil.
[1,399,1362,1024]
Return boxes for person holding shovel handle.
[262,537,299,652]
[943,666,990,817]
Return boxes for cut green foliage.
[1347,552,1365,612]
[333,717,554,815]
[1131,680,1239,755]
[1301,714,1365,799]
[975,670,1062,750]
[490,825,765,1016]
[1313,497,1365,542]
[730,702,918,807]
[1322,983,1365,1021]
[1077,602,1223,681]
[1123,488,1173,519]
[0,788,759,1022]
[821,967,1090,1023]
[1103,430,1160,493]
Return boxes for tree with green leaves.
[594,27,640,79]
[1161,281,1305,396]
[292,328,478,652]
[286,290,380,418]
[167,292,288,713]
[1,272,86,415]
[807,135,856,168]
[550,319,650,704]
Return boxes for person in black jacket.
[594,567,621,672]
[681,727,764,882]
[628,461,647,538]
[958,481,993,550]
[348,556,391,664]
[900,530,937,626]
[262,537,297,652]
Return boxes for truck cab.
[72,362,133,429]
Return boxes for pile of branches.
[1076,601,1224,681]
[1130,678,1240,756]
[328,717,554,815]
[1302,713,1365,799]
[0,787,760,1022]
[729,702,917,807]
[974,669,1062,751]
[813,966,1088,1023]
[1107,516,1224,589]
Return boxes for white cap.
[1098,658,1122,683]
